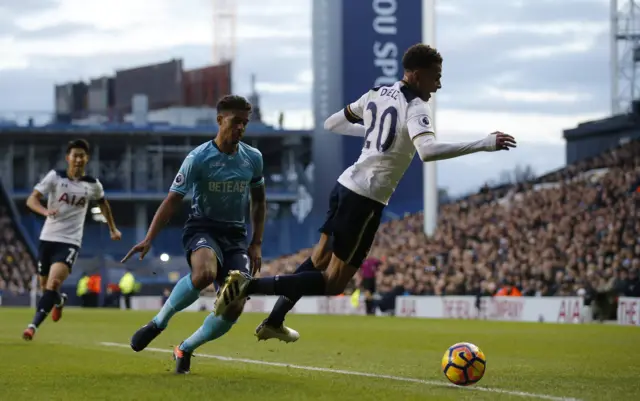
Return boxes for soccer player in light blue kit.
[121,95,268,374]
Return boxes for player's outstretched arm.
[407,102,516,162]
[92,179,121,240]
[248,154,266,274]
[97,198,121,240]
[249,183,266,274]
[412,131,517,162]
[323,109,366,137]
[323,92,369,137]
[122,153,197,263]
[142,191,183,243]
[121,191,184,262]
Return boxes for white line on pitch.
[99,342,581,401]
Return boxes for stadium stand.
[2,138,639,313]
[262,139,640,315]
[0,180,37,295]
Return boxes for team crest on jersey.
[419,116,430,128]
[173,173,184,185]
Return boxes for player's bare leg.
[255,234,333,342]
[174,251,247,374]
[321,254,360,295]
[131,248,216,352]
[23,262,69,340]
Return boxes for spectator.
[0,202,37,295]
[261,139,640,320]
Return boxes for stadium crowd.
[0,202,36,295]
[1,140,639,317]
[262,140,640,314]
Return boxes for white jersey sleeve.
[406,100,435,140]
[34,170,58,196]
[90,179,105,201]
[344,92,370,123]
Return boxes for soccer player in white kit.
[215,44,517,341]
[22,139,122,341]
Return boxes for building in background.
[114,59,185,115]
[54,59,234,125]
[183,62,232,109]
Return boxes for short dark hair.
[66,139,90,155]
[216,95,252,114]
[402,44,443,71]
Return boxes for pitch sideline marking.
[99,342,581,401]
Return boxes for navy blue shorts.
[318,182,385,268]
[182,228,251,286]
[37,240,79,276]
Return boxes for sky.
[0,0,611,195]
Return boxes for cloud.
[263,109,313,130]
[0,68,63,116]
[5,0,308,60]
[255,70,313,95]
[0,0,612,192]
[15,22,104,40]
[0,0,60,14]
[434,0,608,117]
[0,16,19,38]
[508,40,598,60]
[430,107,607,145]
[475,21,607,36]
[256,83,308,95]
[435,2,465,16]
[0,41,30,70]
[481,87,591,104]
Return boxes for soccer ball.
[441,342,486,386]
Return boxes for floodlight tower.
[212,0,237,64]
[612,0,640,114]
[423,0,437,237]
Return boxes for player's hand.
[248,243,262,275]
[485,132,517,151]
[110,228,122,241]
[45,209,58,217]
[121,239,151,263]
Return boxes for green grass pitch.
[0,308,638,401]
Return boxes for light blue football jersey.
[170,140,264,234]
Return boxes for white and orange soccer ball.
[441,342,486,386]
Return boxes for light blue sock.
[152,274,200,329]
[179,314,235,353]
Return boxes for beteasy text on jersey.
[208,181,248,193]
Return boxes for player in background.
[214,44,517,340]
[22,139,122,341]
[121,95,266,374]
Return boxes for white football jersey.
[34,170,105,247]
[338,80,434,205]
